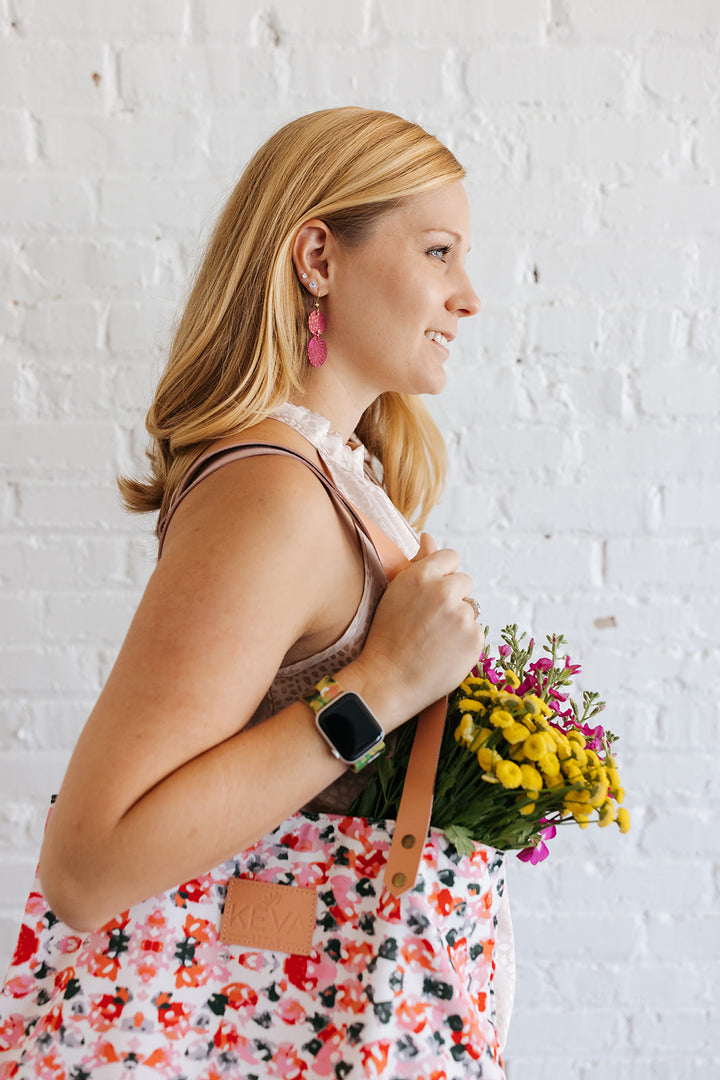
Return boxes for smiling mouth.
[425,330,450,348]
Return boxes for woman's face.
[323,180,480,402]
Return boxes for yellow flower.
[477,747,494,772]
[589,781,609,808]
[458,698,483,713]
[564,791,591,811]
[550,730,572,760]
[615,787,626,805]
[523,733,548,761]
[585,749,600,766]
[470,726,493,751]
[524,694,553,717]
[504,722,530,744]
[544,771,565,788]
[571,744,588,766]
[495,759,523,789]
[607,767,621,791]
[455,714,474,744]
[520,763,543,791]
[598,801,616,827]
[568,729,586,748]
[616,807,631,833]
[518,796,537,815]
[538,752,561,778]
[561,759,583,782]
[490,708,515,729]
[503,669,521,688]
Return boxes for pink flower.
[517,824,557,866]
[498,644,511,658]
[531,657,553,672]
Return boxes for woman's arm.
[39,455,482,932]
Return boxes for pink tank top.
[157,441,389,813]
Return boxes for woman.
[1,107,511,1078]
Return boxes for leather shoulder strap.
[156,441,376,560]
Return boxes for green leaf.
[444,824,476,858]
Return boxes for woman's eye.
[427,244,452,262]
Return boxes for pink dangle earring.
[307,295,327,368]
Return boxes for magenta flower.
[517,824,557,865]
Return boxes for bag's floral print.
[0,812,506,1080]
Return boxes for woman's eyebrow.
[421,228,470,252]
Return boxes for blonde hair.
[119,106,464,529]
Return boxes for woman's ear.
[292,219,332,297]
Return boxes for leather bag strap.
[383,695,447,896]
[341,505,447,897]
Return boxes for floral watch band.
[301,675,386,773]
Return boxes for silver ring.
[464,596,481,620]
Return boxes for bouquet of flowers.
[351,624,630,863]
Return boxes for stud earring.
[301,272,308,280]
[307,299,327,367]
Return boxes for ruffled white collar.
[269,402,366,479]
[268,402,419,559]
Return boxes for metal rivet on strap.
[401,833,416,849]
[391,872,406,889]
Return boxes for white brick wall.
[1,2,718,1076]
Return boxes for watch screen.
[317,694,383,761]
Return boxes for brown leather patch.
[219,878,318,956]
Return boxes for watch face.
[317,694,383,762]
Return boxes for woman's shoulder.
[160,420,347,565]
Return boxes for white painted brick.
[503,482,647,535]
[466,47,627,109]
[0,698,91,753]
[580,427,720,479]
[120,43,273,111]
[530,243,691,306]
[0,422,114,473]
[695,117,720,169]
[0,596,39,645]
[22,237,161,294]
[665,484,720,531]
[467,180,590,235]
[601,183,720,238]
[106,301,174,355]
[0,42,108,110]
[375,0,487,38]
[99,177,213,232]
[40,113,208,175]
[636,365,720,417]
[0,860,38,905]
[522,116,684,182]
[0,176,94,232]
[643,43,720,104]
[17,0,185,39]
[13,482,127,530]
[0,647,99,695]
[531,303,600,354]
[0,109,32,167]
[567,0,720,38]
[43,592,136,642]
[691,310,720,352]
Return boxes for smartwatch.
[301,675,386,773]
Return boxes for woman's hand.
[349,532,484,728]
